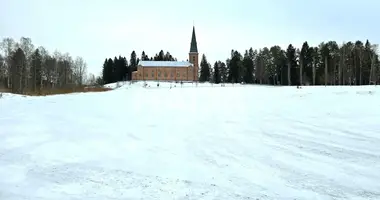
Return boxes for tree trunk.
[325,56,328,86]
[299,59,303,86]
[359,51,363,85]
[33,66,36,92]
[312,61,316,85]
[287,62,291,86]
[339,49,344,85]
[370,52,376,84]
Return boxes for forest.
[0,37,91,94]
[197,40,380,85]
[2,37,379,95]
[102,40,380,86]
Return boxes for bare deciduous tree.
[74,56,87,86]
[1,38,15,88]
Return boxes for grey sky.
[2,0,380,75]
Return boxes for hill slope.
[1,84,380,199]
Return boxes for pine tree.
[141,51,149,61]
[113,56,118,82]
[286,44,297,85]
[30,49,42,92]
[11,48,26,94]
[121,56,128,81]
[310,47,320,85]
[227,50,243,83]
[102,58,114,84]
[300,41,310,85]
[320,43,330,86]
[242,50,254,83]
[269,45,286,85]
[129,51,137,80]
[102,59,108,84]
[219,61,227,83]
[158,50,164,61]
[327,41,339,85]
[255,50,265,84]
[363,40,372,85]
[213,61,221,84]
[199,54,211,82]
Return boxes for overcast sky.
[2,0,380,75]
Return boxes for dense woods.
[3,37,379,96]
[0,37,91,94]
[102,40,380,86]
[206,40,380,86]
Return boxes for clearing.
[1,82,380,200]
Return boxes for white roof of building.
[138,61,193,67]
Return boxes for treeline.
[200,40,380,85]
[101,50,177,84]
[0,37,90,94]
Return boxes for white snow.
[1,83,380,200]
[138,61,193,67]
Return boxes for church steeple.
[189,26,199,81]
[190,26,198,53]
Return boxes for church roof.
[190,26,198,53]
[138,61,193,67]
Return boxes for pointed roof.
[190,26,198,53]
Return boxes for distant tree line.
[101,50,177,84]
[0,37,91,94]
[200,40,380,85]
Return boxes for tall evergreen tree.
[213,61,221,84]
[242,50,254,83]
[227,50,243,83]
[269,46,286,85]
[327,41,339,85]
[286,44,297,85]
[311,47,320,85]
[199,54,211,82]
[141,51,149,61]
[121,56,128,81]
[320,43,330,86]
[102,58,114,84]
[300,41,310,85]
[102,59,108,84]
[219,61,227,83]
[30,49,42,92]
[261,47,271,84]
[11,48,26,93]
[113,56,118,82]
[129,51,137,80]
[363,40,372,85]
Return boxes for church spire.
[190,26,198,53]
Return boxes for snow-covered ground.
[1,82,380,200]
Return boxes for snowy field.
[1,82,380,200]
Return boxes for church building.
[132,26,199,82]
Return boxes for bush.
[24,86,112,96]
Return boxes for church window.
[193,57,195,61]
[177,72,180,77]
[164,72,167,77]
[145,73,148,78]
